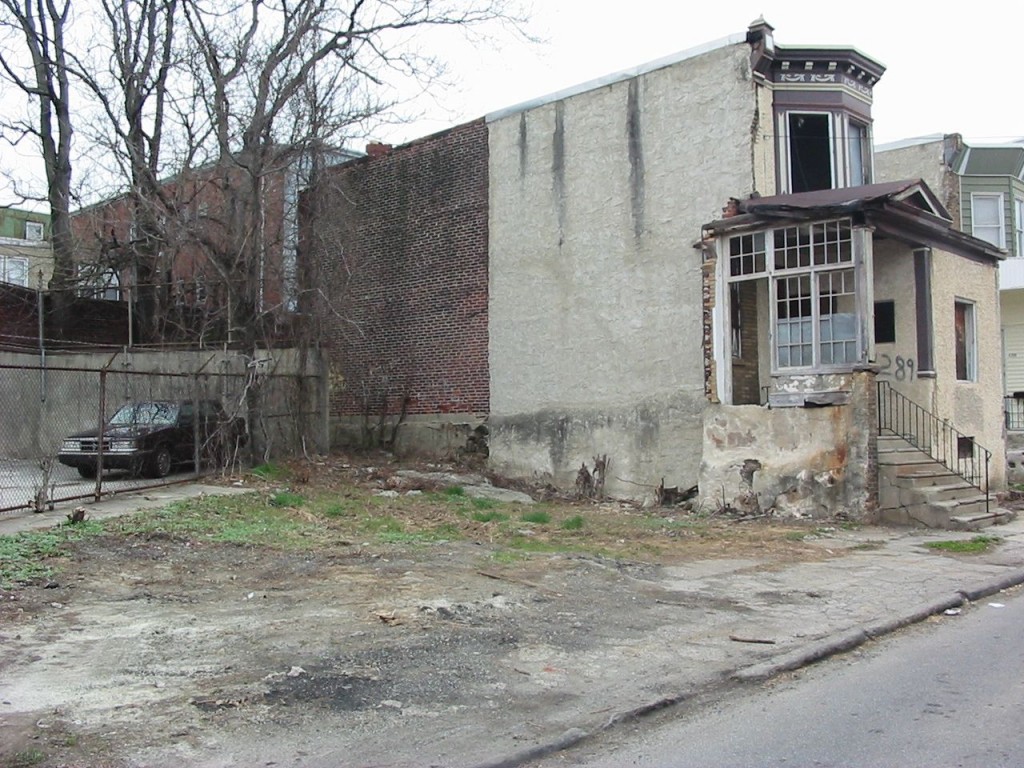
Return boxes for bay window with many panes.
[727,219,862,374]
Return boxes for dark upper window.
[788,113,833,193]
[874,301,895,344]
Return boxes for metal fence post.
[96,368,106,501]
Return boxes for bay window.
[727,219,862,372]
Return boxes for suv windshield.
[108,402,180,426]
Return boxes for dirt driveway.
[0,457,996,768]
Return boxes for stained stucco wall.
[871,238,1003,487]
[872,238,935,406]
[699,370,877,519]
[930,248,1005,488]
[487,42,760,498]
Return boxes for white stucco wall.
[487,41,760,497]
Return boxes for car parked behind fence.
[57,400,247,479]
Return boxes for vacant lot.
[0,456,884,768]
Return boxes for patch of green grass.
[784,530,808,542]
[269,491,305,508]
[489,549,529,564]
[321,501,355,518]
[378,530,435,544]
[507,536,563,553]
[444,485,466,497]
[362,515,404,535]
[925,535,1002,554]
[471,509,508,523]
[520,510,551,525]
[433,522,461,537]
[471,497,498,510]
[9,748,46,767]
[0,521,104,588]
[562,515,585,531]
[109,496,314,548]
[250,462,290,481]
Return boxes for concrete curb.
[733,568,1024,683]
[475,567,1024,768]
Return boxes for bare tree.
[0,0,75,328]
[179,0,523,349]
[2,0,525,348]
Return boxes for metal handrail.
[877,380,990,514]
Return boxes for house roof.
[703,179,1005,264]
[740,180,951,220]
[957,145,1024,178]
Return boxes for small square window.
[24,221,44,241]
[874,301,895,344]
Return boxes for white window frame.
[725,219,861,374]
[24,221,44,241]
[954,299,977,382]
[779,111,836,194]
[971,192,1005,248]
[845,118,872,187]
[1015,198,1024,258]
[76,266,121,301]
[1,255,29,286]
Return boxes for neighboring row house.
[309,20,1007,526]
[0,208,51,290]
[877,136,1024,392]
[69,148,356,345]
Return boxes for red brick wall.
[308,120,489,418]
[0,282,129,350]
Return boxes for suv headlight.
[61,439,79,452]
[110,440,137,453]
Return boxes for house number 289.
[878,353,915,381]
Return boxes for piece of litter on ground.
[287,666,306,677]
[988,602,1005,608]
[379,699,402,709]
[943,608,962,616]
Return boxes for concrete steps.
[877,434,1015,530]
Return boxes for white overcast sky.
[1,1,1020,209]
[381,0,1023,148]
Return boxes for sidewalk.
[474,516,1024,768]
[0,481,252,536]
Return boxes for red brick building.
[305,120,489,450]
[70,151,350,345]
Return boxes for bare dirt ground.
[0,456,907,768]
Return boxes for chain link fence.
[0,351,325,514]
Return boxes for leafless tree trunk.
[0,0,76,331]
